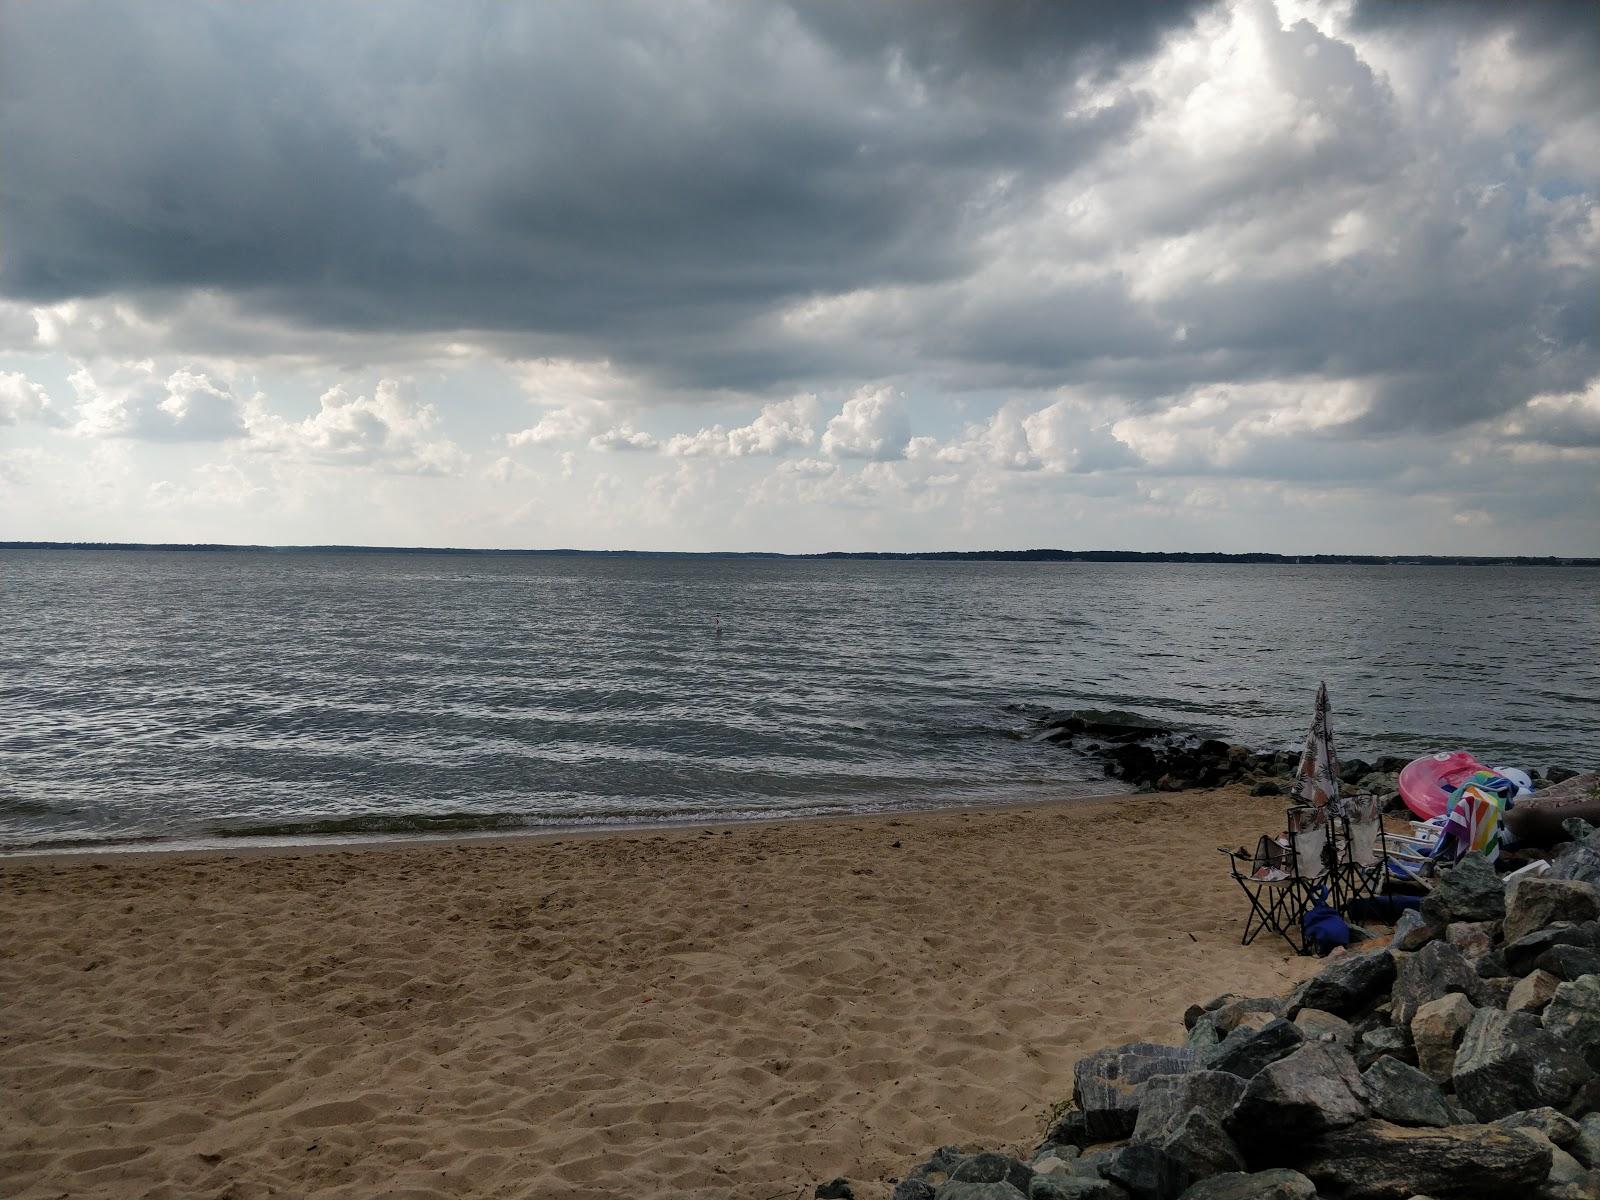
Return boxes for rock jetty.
[1021,708,1583,804]
[816,837,1600,1200]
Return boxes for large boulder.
[1073,1043,1197,1139]
[1292,1007,1354,1050]
[1226,1044,1369,1148]
[1410,992,1475,1082]
[1173,1171,1315,1200]
[1209,997,1285,1035]
[1503,921,1600,975]
[1503,878,1600,945]
[1506,968,1562,1014]
[1390,942,1482,1026]
[1536,943,1600,981]
[1027,1176,1124,1200]
[1491,1106,1581,1148]
[1285,950,1395,1018]
[1542,973,1600,1066]
[936,1184,1028,1200]
[1130,1071,1248,1190]
[1356,1025,1413,1071]
[1359,1057,1453,1127]
[892,1182,937,1200]
[1295,1120,1551,1199]
[1387,909,1439,951]
[1421,853,1505,925]
[1574,1112,1600,1168]
[946,1153,1034,1194]
[1451,1008,1593,1120]
[1549,841,1600,887]
[1105,1144,1188,1200]
[1204,1019,1304,1079]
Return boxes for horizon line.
[3,540,1598,566]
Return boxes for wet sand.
[1,787,1317,1199]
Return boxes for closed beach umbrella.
[1290,681,1341,811]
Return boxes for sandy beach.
[2,788,1319,1200]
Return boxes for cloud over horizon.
[0,0,1595,553]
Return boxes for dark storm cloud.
[0,2,1195,350]
[0,0,1595,434]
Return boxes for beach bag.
[1301,887,1351,956]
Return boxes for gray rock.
[1504,922,1600,975]
[1549,841,1600,887]
[1184,1016,1220,1053]
[1388,909,1439,952]
[1474,949,1512,980]
[1534,1136,1591,1199]
[1045,1110,1091,1149]
[1360,1057,1453,1127]
[1184,994,1240,1029]
[1573,1113,1600,1168]
[1490,1107,1580,1148]
[1130,1071,1247,1188]
[1296,1119,1551,1199]
[1411,993,1475,1083]
[1541,974,1600,1066]
[1209,997,1285,1035]
[1286,949,1396,1018]
[1535,944,1600,981]
[1227,1043,1369,1145]
[1391,942,1483,1026]
[1476,976,1517,1008]
[914,1147,971,1181]
[1033,1145,1080,1166]
[1293,1007,1354,1048]
[1105,1144,1187,1200]
[1506,969,1562,1014]
[1357,1025,1414,1070]
[1452,1008,1593,1120]
[893,1181,938,1200]
[1421,854,1506,925]
[1204,1018,1304,1079]
[936,1184,1028,1200]
[948,1153,1034,1193]
[1444,920,1499,968]
[1073,1044,1197,1139]
[1028,1176,1125,1200]
[1174,1170,1316,1200]
[816,1180,854,1200]
[1504,878,1600,945]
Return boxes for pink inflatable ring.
[1398,751,1484,821]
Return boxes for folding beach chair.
[1224,804,1331,953]
[1332,792,1393,908]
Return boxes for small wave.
[216,811,534,838]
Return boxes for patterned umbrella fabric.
[1290,681,1341,811]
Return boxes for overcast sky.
[1,0,1595,553]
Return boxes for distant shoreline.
[4,541,1597,567]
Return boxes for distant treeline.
[3,541,1597,567]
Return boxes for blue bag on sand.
[1302,888,1351,956]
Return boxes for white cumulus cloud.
[820,385,911,460]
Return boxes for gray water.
[1,550,1596,851]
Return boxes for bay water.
[2,550,1596,851]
